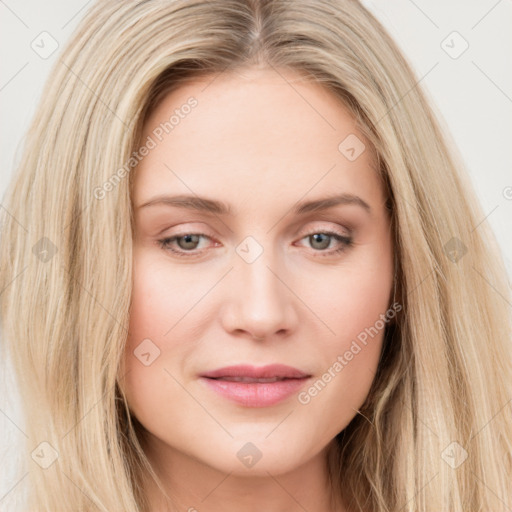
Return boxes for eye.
[157,230,353,258]
[157,233,214,258]
[297,231,353,257]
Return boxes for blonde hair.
[1,0,511,510]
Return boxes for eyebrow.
[137,193,371,215]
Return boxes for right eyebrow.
[137,195,231,215]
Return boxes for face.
[120,66,394,479]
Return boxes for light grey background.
[1,1,511,509]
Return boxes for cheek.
[126,248,203,346]
[296,244,394,419]
[305,244,394,347]
[127,261,170,345]
[121,253,181,417]
[121,248,222,423]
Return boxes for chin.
[191,437,318,476]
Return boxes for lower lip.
[200,377,310,407]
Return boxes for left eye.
[157,231,353,258]
[298,232,353,254]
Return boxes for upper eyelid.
[160,219,352,237]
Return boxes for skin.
[119,65,394,512]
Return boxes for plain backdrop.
[0,1,511,510]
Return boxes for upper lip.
[200,364,311,380]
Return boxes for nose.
[220,244,298,341]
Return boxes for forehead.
[133,67,384,209]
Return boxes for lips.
[199,364,311,407]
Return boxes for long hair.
[1,1,511,510]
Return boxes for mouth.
[199,364,311,407]
[200,363,310,380]
[206,376,297,383]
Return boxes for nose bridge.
[226,235,295,337]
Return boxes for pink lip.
[199,364,311,407]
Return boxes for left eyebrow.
[293,193,371,214]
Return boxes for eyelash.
[157,230,353,259]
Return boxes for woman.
[0,1,511,511]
